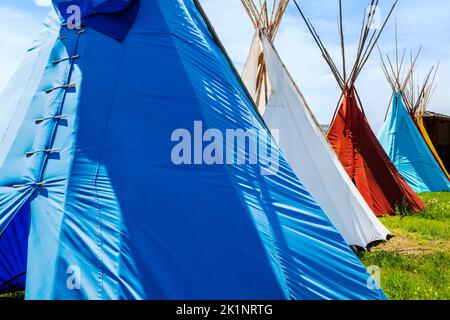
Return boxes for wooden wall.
[423,116,450,171]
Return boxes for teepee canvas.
[0,0,385,300]
[241,0,391,250]
[294,0,425,216]
[377,46,450,192]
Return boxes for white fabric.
[243,33,391,249]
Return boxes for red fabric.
[327,88,425,216]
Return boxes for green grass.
[360,250,449,300]
[0,291,24,300]
[360,192,450,300]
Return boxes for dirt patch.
[371,230,449,255]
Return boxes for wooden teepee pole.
[339,0,347,82]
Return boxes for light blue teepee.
[378,92,450,193]
[0,0,386,300]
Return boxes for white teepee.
[241,0,391,250]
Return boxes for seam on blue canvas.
[91,37,128,300]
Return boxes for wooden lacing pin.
[52,55,80,65]
[45,83,76,94]
[35,115,67,123]
[12,181,46,188]
[25,150,39,156]
[44,148,60,154]
[62,83,76,89]
[25,148,59,156]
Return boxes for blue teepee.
[378,92,450,193]
[0,0,385,300]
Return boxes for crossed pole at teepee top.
[292,0,398,117]
[378,24,439,120]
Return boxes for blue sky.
[0,0,449,130]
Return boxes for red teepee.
[295,0,424,216]
[327,88,425,216]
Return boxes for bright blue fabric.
[52,0,139,41]
[378,92,450,193]
[53,0,135,19]
[0,203,30,292]
[0,0,385,300]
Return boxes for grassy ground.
[359,192,450,300]
[0,290,24,300]
[1,193,448,300]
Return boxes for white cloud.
[34,0,52,7]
